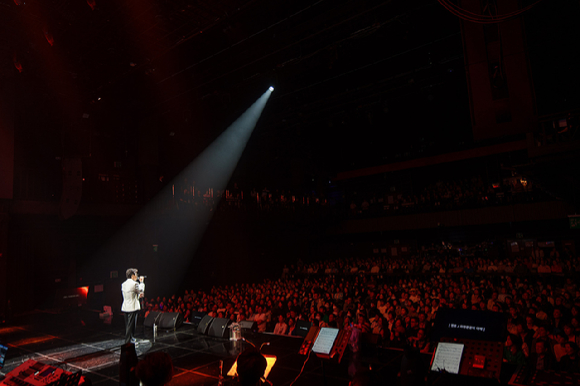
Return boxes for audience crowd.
[162,174,550,220]
[163,182,330,216]
[142,242,580,372]
[347,175,548,218]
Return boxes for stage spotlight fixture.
[269,86,274,91]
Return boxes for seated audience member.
[273,315,288,335]
[535,306,549,322]
[406,317,419,339]
[371,316,387,342]
[525,315,538,333]
[135,352,174,386]
[504,334,526,365]
[390,319,407,349]
[537,260,551,274]
[386,311,396,332]
[286,317,296,336]
[144,304,153,319]
[370,313,382,335]
[328,313,339,328]
[515,322,533,354]
[254,306,268,333]
[552,308,567,335]
[507,306,524,335]
[572,317,580,335]
[409,328,430,353]
[417,313,431,335]
[487,292,499,311]
[551,259,563,274]
[553,331,569,364]
[564,324,578,344]
[531,326,550,354]
[559,342,580,373]
[355,315,371,334]
[528,340,554,371]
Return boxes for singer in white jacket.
[122,268,145,344]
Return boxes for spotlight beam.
[180,88,272,192]
[86,89,273,296]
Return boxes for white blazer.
[121,278,145,312]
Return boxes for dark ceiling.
[1,0,578,190]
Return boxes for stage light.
[43,27,54,46]
[13,55,23,73]
[269,86,274,91]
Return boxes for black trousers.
[124,311,139,344]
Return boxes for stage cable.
[288,349,312,386]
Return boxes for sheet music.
[312,328,339,355]
[430,342,464,374]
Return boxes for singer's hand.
[140,276,145,282]
[139,293,144,298]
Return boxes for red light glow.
[0,326,23,335]
[79,286,89,297]
[43,28,54,46]
[13,53,22,73]
[9,336,55,347]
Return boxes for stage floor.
[0,310,404,386]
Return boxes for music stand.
[0,343,8,370]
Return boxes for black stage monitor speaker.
[143,311,162,328]
[295,320,312,337]
[158,312,184,330]
[208,317,231,339]
[190,311,206,328]
[198,315,214,335]
[239,320,258,333]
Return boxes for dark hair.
[135,352,174,386]
[507,333,522,349]
[557,331,569,340]
[535,339,548,349]
[566,341,579,353]
[236,349,267,386]
[126,268,138,279]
